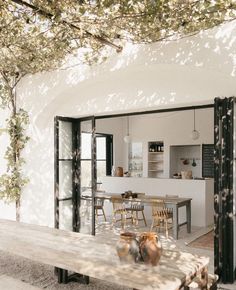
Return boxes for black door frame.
[214,97,236,283]
[54,116,79,231]
[54,115,96,234]
[54,115,96,284]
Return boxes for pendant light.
[191,109,200,140]
[124,116,131,143]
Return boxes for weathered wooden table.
[0,219,209,290]
[96,193,192,240]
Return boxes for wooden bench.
[0,219,211,290]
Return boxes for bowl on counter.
[173,175,181,179]
[181,171,192,179]
[173,173,181,179]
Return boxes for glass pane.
[97,161,106,183]
[81,133,91,159]
[79,198,92,234]
[79,119,93,235]
[59,121,72,159]
[81,160,92,192]
[59,200,72,231]
[96,137,106,159]
[81,120,92,133]
[59,161,72,199]
[130,142,143,158]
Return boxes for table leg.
[186,201,191,233]
[57,268,68,284]
[200,267,208,290]
[173,205,178,240]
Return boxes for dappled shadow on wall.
[19,125,55,227]
[19,20,236,123]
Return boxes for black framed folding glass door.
[54,116,77,232]
[214,97,236,283]
[54,116,96,235]
[78,118,96,235]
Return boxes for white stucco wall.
[0,20,236,226]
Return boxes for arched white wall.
[1,20,236,226]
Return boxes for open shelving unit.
[148,141,164,178]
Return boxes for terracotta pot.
[181,170,192,179]
[115,167,123,177]
[116,232,140,263]
[139,232,162,266]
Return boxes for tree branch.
[10,0,123,52]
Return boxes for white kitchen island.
[101,176,214,228]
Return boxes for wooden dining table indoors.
[95,192,192,240]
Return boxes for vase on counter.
[115,167,123,177]
[111,166,116,176]
[139,232,162,266]
[116,232,140,263]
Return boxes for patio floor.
[0,274,41,290]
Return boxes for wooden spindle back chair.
[150,199,173,238]
[111,197,134,229]
[125,192,147,226]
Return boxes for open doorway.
[54,99,236,284]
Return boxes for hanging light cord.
[194,109,196,131]
[127,117,129,135]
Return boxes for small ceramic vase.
[116,232,140,263]
[139,232,162,266]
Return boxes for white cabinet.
[148,141,164,178]
[128,142,143,177]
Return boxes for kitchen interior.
[96,107,214,229]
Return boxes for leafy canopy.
[0,0,236,79]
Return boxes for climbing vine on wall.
[0,73,29,221]
[0,109,29,200]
